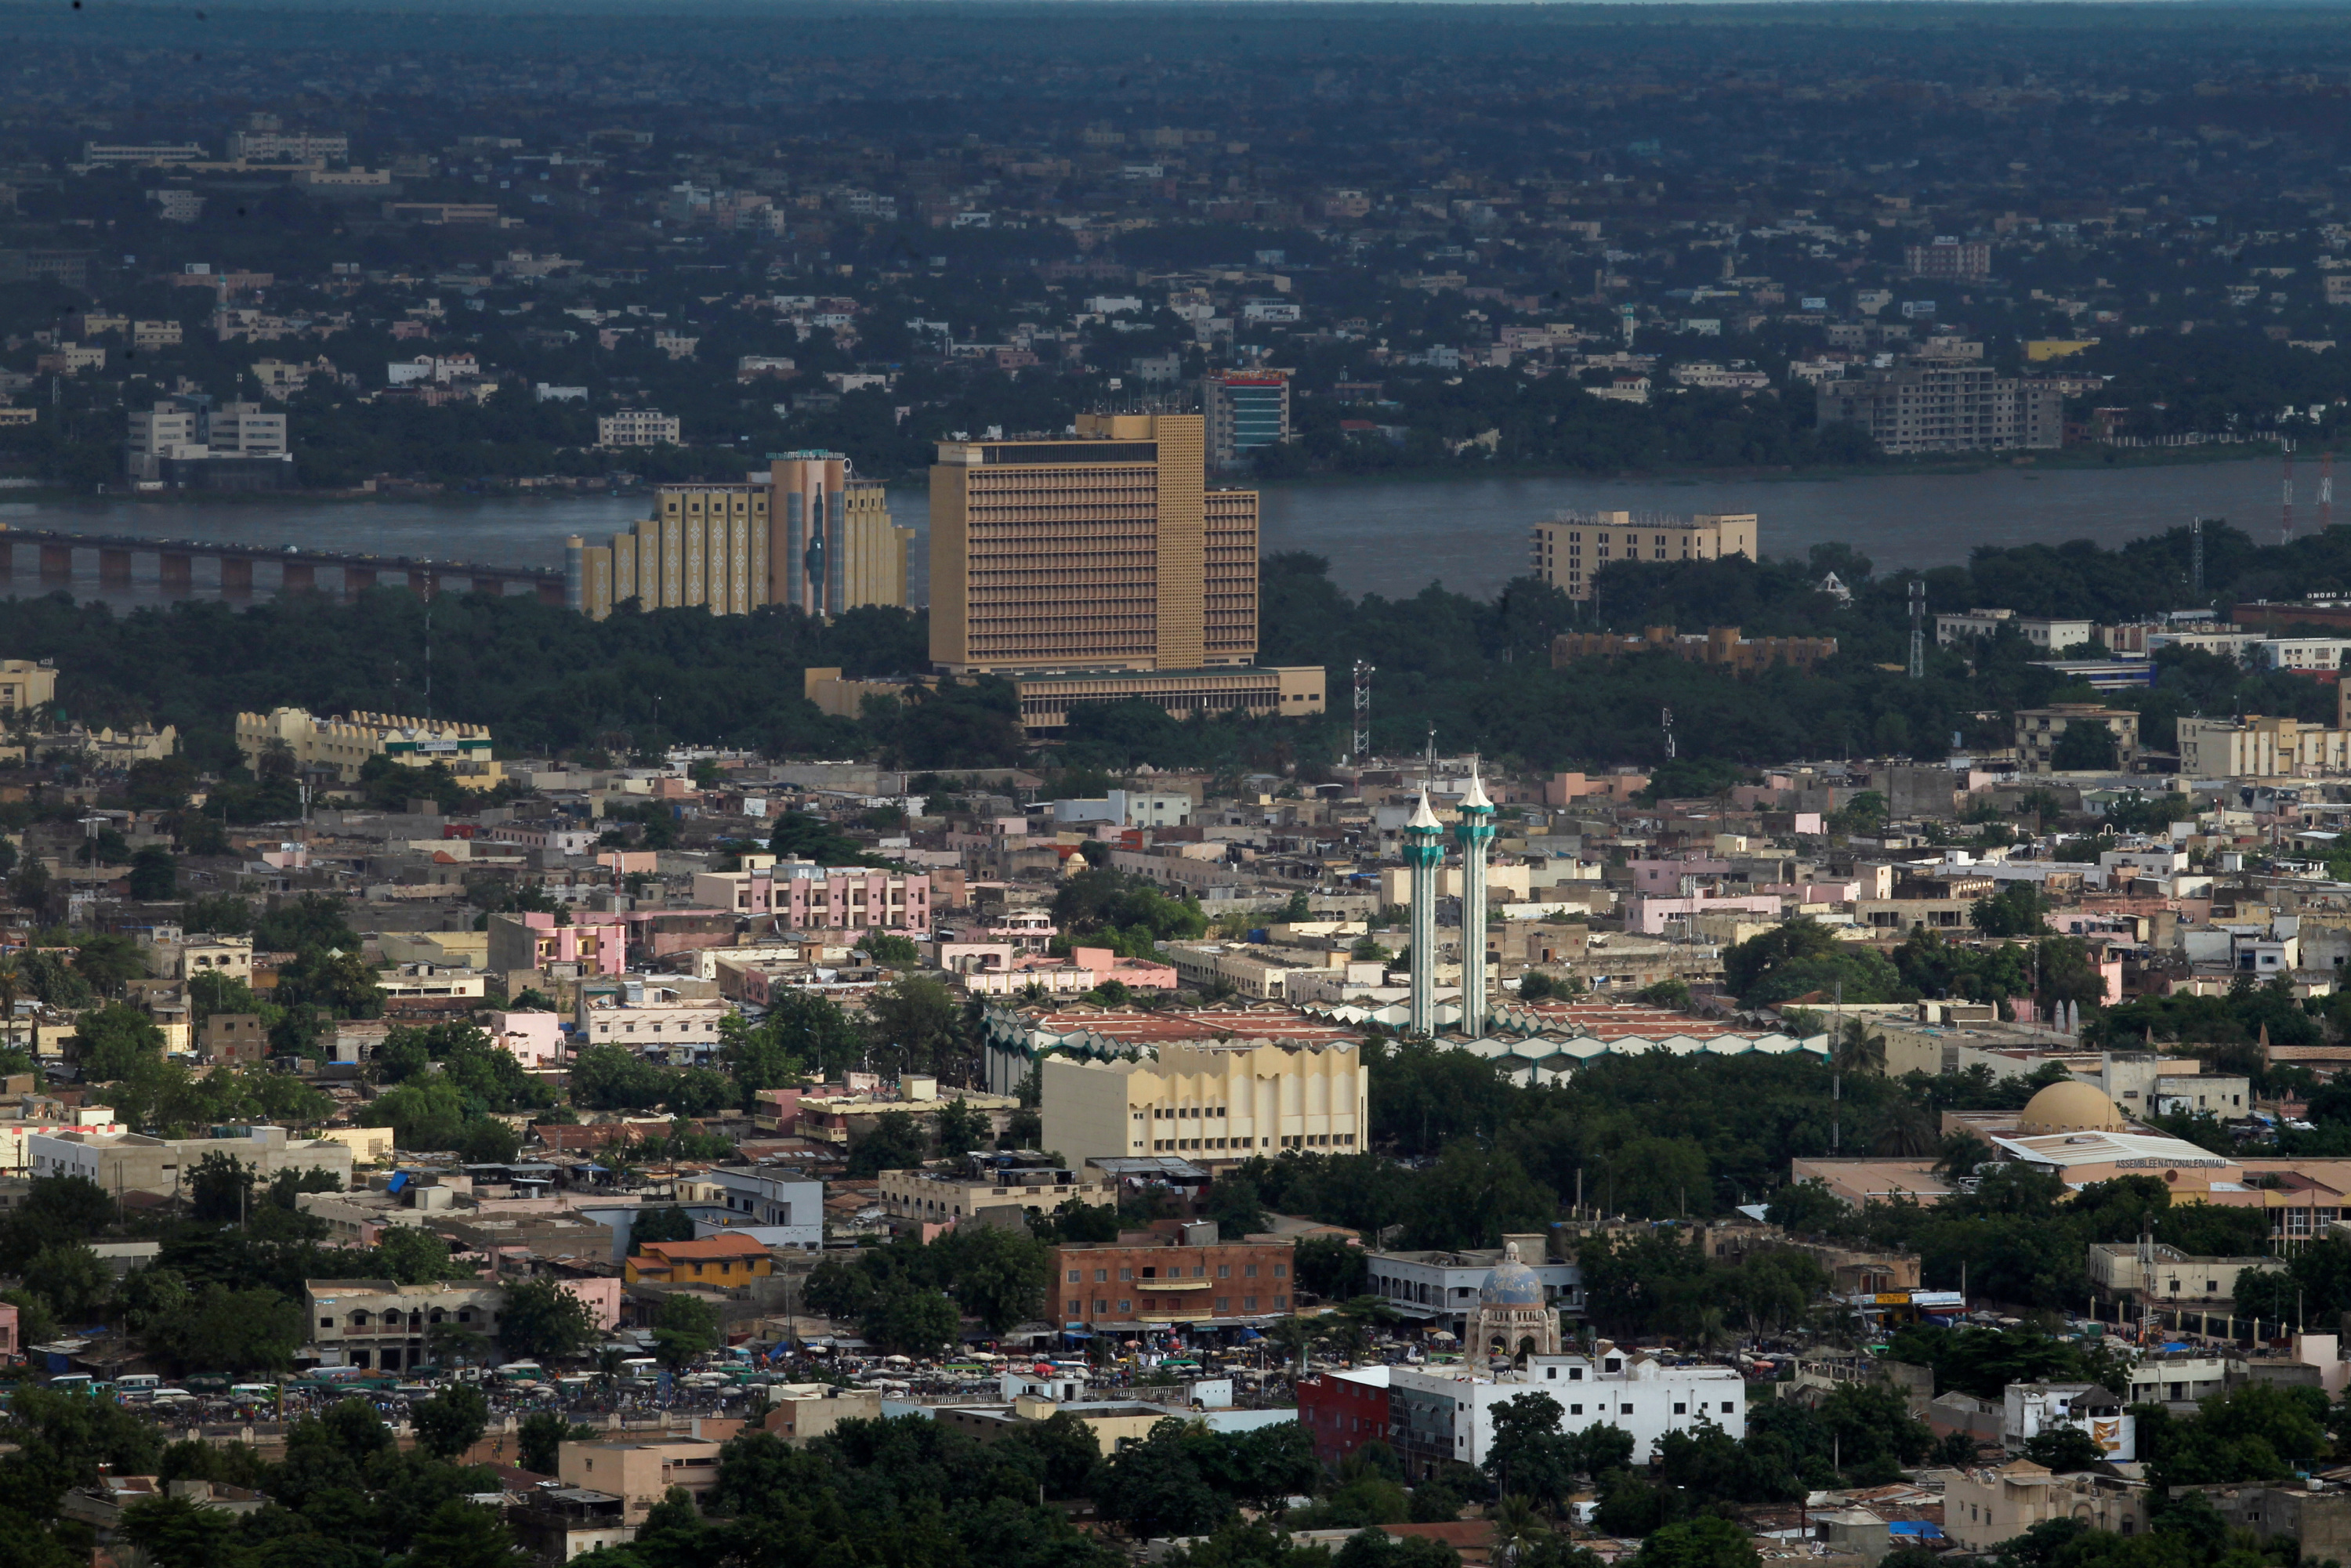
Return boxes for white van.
[114,1374,161,1399]
[618,1357,661,1384]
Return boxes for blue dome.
[1480,1244,1545,1305]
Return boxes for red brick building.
[1049,1234,1294,1337]
[1298,1367,1392,1465]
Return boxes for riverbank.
[0,452,2288,607]
[1254,440,2273,494]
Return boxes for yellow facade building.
[0,661,56,715]
[1039,1038,1367,1168]
[235,707,499,786]
[567,451,911,621]
[1529,510,1758,600]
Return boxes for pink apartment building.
[487,912,629,976]
[693,866,930,933]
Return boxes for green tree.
[118,1494,241,1568]
[1633,1516,1760,1568]
[379,1227,469,1285]
[187,1150,257,1224]
[651,1291,719,1369]
[143,1283,306,1374]
[846,1110,931,1178]
[865,972,969,1078]
[934,1225,1052,1334]
[72,1003,165,1083]
[2023,1426,2107,1473]
[516,1411,599,1477]
[23,1244,110,1324]
[1484,1393,1578,1512]
[2049,721,2120,773]
[933,1096,991,1157]
[412,1383,492,1460]
[125,846,178,901]
[1971,883,2054,938]
[404,1499,528,1568]
[629,1206,698,1250]
[496,1278,600,1363]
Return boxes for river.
[0,455,2291,609]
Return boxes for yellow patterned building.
[566,451,911,620]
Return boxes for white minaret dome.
[1461,766,1491,811]
[1407,789,1441,828]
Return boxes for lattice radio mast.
[1352,660,1374,764]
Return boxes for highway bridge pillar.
[345,567,376,598]
[158,554,192,592]
[38,545,72,578]
[97,549,132,585]
[281,563,317,594]
[219,557,254,595]
[411,571,439,599]
[534,580,565,606]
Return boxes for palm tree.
[1684,1306,1736,1355]
[1331,1295,1402,1364]
[1831,1019,1886,1076]
[1871,1099,1939,1158]
[1491,1495,1548,1559]
[1933,1131,1995,1183]
[1265,1313,1319,1377]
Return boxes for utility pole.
[2284,439,2297,545]
[2190,516,2208,596]
[1661,707,1675,761]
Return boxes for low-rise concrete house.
[621,1233,774,1287]
[29,1124,351,1197]
[304,1277,505,1374]
[878,1153,1108,1226]
[1944,1460,2146,1551]
[558,1439,724,1523]
[505,1487,636,1561]
[764,1385,882,1444]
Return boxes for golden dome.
[2018,1079,2127,1136]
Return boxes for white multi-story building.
[1387,1342,1746,1477]
[1936,608,2098,650]
[1052,791,1195,829]
[597,409,681,447]
[202,401,288,457]
[681,1164,824,1251]
[577,987,733,1066]
[230,130,350,161]
[1364,1244,1583,1331]
[2257,637,2351,672]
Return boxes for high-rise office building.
[929,412,1252,674]
[927,411,1322,733]
[567,452,911,621]
[1201,370,1291,469]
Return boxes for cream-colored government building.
[236,707,499,786]
[1038,1038,1365,1166]
[1529,509,1757,600]
[566,451,913,620]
